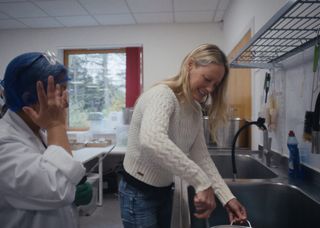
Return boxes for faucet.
[231,117,268,181]
[262,129,272,167]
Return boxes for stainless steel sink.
[211,154,277,179]
[210,182,320,228]
[189,182,320,228]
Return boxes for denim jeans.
[118,177,173,228]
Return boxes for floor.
[79,193,123,228]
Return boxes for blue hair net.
[1,52,68,112]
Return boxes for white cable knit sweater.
[124,84,234,205]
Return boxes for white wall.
[280,49,320,170]
[223,0,287,55]
[0,23,224,90]
[223,0,320,171]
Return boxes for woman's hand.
[225,198,247,223]
[23,76,67,130]
[193,187,216,219]
[23,76,72,154]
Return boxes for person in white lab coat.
[0,52,86,228]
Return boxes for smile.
[198,89,207,98]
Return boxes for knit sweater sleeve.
[139,85,212,192]
[189,124,235,206]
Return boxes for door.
[227,30,252,147]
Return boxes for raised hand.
[23,75,71,154]
[23,76,67,130]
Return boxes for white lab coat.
[0,110,86,228]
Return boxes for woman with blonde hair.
[119,44,247,228]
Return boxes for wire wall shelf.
[230,0,320,69]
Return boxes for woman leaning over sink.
[119,44,247,228]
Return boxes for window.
[64,48,142,132]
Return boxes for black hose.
[231,118,266,179]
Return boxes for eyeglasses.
[43,50,59,65]
[26,50,59,70]
[9,50,63,85]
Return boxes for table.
[73,145,115,206]
[110,145,126,155]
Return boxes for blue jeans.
[118,177,173,228]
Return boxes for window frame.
[63,47,142,131]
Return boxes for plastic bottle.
[287,130,301,179]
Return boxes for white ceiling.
[0,0,231,30]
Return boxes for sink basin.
[211,154,277,179]
[188,182,320,228]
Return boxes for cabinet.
[230,0,320,69]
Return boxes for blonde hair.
[161,44,229,141]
